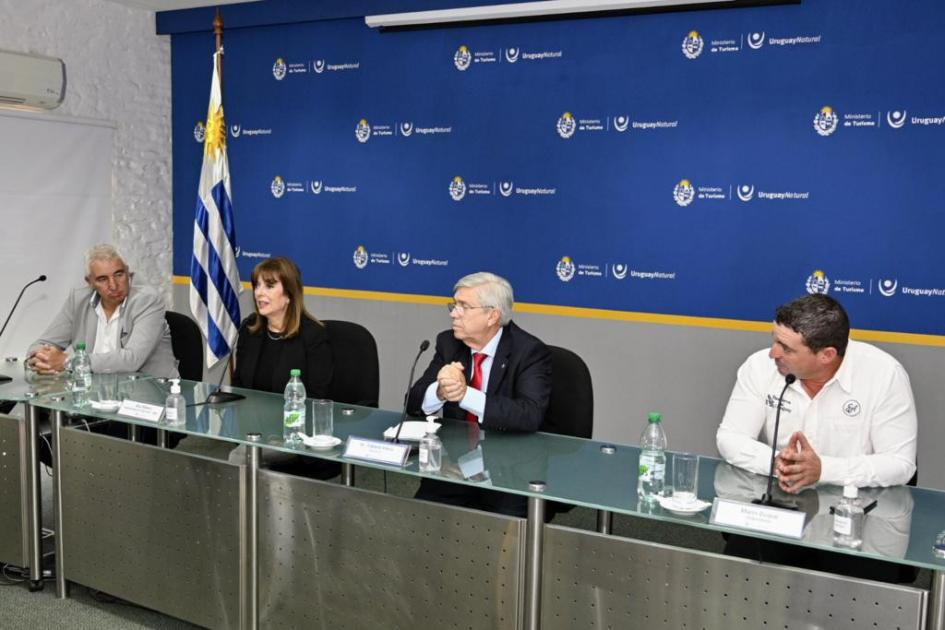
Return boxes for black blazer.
[406,321,552,432]
[232,314,332,397]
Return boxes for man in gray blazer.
[27,244,178,378]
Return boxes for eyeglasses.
[447,301,494,314]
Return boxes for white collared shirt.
[716,339,917,487]
[422,327,504,424]
[92,297,125,356]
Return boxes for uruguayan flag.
[190,50,241,368]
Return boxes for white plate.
[301,435,342,450]
[657,495,711,515]
[90,400,121,413]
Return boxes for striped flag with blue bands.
[190,50,241,368]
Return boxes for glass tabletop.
[29,376,945,572]
[0,365,72,402]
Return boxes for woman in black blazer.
[232,257,332,396]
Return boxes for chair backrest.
[541,345,593,439]
[165,311,203,381]
[323,320,380,407]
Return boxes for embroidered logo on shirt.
[842,400,861,417]
[765,394,792,413]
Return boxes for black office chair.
[541,345,593,438]
[323,320,380,408]
[541,345,594,520]
[165,311,203,381]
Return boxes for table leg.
[525,481,546,630]
[51,409,68,598]
[240,433,260,630]
[596,510,613,535]
[342,463,355,487]
[23,400,43,591]
[931,570,945,630]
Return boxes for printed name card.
[117,400,165,422]
[709,498,807,539]
[343,436,410,467]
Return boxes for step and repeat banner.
[170,0,945,337]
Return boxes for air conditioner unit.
[0,48,66,110]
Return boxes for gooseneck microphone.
[391,339,430,443]
[0,275,47,383]
[205,353,246,404]
[755,373,797,509]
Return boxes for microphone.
[754,373,797,509]
[391,339,430,443]
[0,275,47,383]
[205,352,245,404]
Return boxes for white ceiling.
[103,0,260,11]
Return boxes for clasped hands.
[28,344,68,375]
[436,361,468,402]
[775,431,822,494]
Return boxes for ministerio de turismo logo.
[193,121,205,143]
[556,112,576,139]
[673,179,695,207]
[454,45,472,71]
[355,119,371,143]
[449,176,467,201]
[353,246,368,270]
[556,256,576,282]
[271,176,285,199]
[272,58,287,81]
[805,270,830,295]
[813,106,839,136]
[682,31,704,59]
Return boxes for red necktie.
[465,352,487,423]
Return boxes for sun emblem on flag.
[204,105,226,156]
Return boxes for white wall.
[0,0,172,296]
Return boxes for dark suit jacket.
[232,314,332,396]
[406,321,552,432]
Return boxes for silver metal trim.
[524,495,545,630]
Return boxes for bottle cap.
[647,412,662,423]
[843,484,858,499]
[290,368,301,377]
[75,342,86,351]
[170,378,181,394]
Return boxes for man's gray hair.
[84,244,127,278]
[454,272,514,326]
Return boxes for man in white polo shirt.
[717,294,917,491]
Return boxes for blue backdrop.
[170,0,945,337]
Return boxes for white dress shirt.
[421,327,503,423]
[92,297,125,356]
[716,339,917,488]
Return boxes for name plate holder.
[117,400,165,422]
[343,436,410,467]
[709,497,807,539]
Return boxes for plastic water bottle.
[418,425,442,473]
[637,412,667,504]
[833,484,864,549]
[71,342,92,408]
[283,369,306,445]
[164,378,186,426]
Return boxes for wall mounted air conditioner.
[0,48,66,110]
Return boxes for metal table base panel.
[59,427,242,630]
[258,470,526,629]
[541,525,928,630]
[0,415,26,566]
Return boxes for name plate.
[343,436,410,467]
[709,497,806,539]
[117,400,165,422]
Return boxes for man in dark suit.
[407,271,552,516]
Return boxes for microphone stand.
[205,354,245,404]
[392,340,430,443]
[754,373,797,510]
[0,275,47,383]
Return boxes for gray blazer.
[29,283,179,378]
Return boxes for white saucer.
[301,435,342,450]
[657,495,711,515]
[90,399,121,413]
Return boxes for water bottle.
[418,425,443,473]
[637,412,667,504]
[164,378,186,426]
[71,342,92,408]
[833,484,864,549]
[283,369,306,445]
